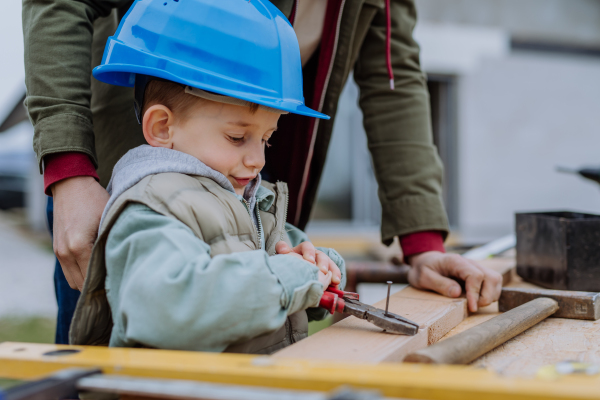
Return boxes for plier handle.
[318,285,420,336]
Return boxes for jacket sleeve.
[283,222,347,322]
[353,0,449,245]
[105,204,324,352]
[22,0,132,171]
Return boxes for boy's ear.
[142,105,175,148]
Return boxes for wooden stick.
[404,297,559,364]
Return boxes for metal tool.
[0,368,100,400]
[319,286,419,336]
[385,281,392,316]
[556,166,600,186]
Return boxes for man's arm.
[106,204,324,351]
[23,0,132,169]
[23,0,132,289]
[353,0,502,310]
[354,0,447,244]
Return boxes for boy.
[69,0,345,354]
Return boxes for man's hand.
[51,176,109,290]
[406,251,502,312]
[275,241,341,285]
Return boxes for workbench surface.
[442,268,600,377]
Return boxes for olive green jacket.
[22,0,448,243]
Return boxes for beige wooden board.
[273,287,467,363]
[273,256,515,364]
[441,273,600,377]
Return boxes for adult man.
[23,0,502,343]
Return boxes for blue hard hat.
[92,0,329,120]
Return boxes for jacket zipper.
[286,317,296,344]
[295,0,347,225]
[280,186,289,242]
[242,199,262,249]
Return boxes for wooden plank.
[273,287,467,363]
[274,256,514,364]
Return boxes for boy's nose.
[243,143,266,172]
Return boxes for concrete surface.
[0,212,56,318]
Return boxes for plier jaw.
[318,286,420,336]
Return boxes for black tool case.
[516,211,600,291]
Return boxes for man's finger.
[409,266,462,298]
[442,256,485,312]
[73,257,90,291]
[475,263,503,307]
[56,254,79,290]
[54,238,80,290]
[72,266,85,291]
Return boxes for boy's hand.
[276,241,341,285]
[407,251,503,312]
[318,270,333,288]
[51,176,109,290]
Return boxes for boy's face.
[143,99,279,195]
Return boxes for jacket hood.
[101,145,262,226]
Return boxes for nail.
[385,281,392,316]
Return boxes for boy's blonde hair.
[142,80,260,118]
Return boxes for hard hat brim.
[93,64,330,120]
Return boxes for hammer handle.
[404,297,559,364]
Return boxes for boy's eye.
[227,135,244,143]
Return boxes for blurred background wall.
[309,0,600,245]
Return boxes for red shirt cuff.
[399,231,445,259]
[44,152,99,196]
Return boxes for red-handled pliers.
[319,286,358,314]
[318,285,419,336]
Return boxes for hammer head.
[499,287,600,320]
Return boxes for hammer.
[404,287,600,364]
